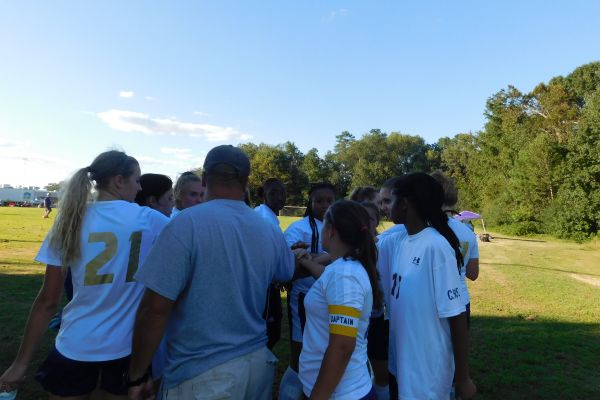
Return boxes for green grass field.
[1,208,599,399]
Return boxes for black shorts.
[35,346,130,396]
[367,314,389,360]
[263,284,283,348]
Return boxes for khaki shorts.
[161,347,278,400]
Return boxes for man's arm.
[129,289,174,383]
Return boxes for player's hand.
[128,378,155,400]
[0,362,27,392]
[292,248,310,261]
[291,241,309,250]
[455,377,476,399]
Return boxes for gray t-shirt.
[135,199,295,389]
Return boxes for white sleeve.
[376,236,393,313]
[324,268,366,338]
[283,221,304,248]
[469,232,479,259]
[431,242,466,318]
[35,236,63,267]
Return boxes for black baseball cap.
[203,145,251,177]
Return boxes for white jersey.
[254,204,280,229]
[36,201,169,361]
[448,217,479,306]
[299,258,373,400]
[378,227,465,399]
[284,216,326,341]
[378,223,407,240]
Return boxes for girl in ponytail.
[279,182,335,400]
[379,172,476,400]
[293,200,379,399]
[0,150,170,398]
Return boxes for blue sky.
[1,1,599,187]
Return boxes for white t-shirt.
[378,223,407,240]
[299,258,373,400]
[254,204,280,229]
[284,216,326,340]
[36,201,169,361]
[378,227,465,399]
[448,217,479,306]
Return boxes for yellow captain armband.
[328,305,360,337]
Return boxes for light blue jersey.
[135,199,295,389]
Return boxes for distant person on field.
[127,145,296,400]
[171,171,204,218]
[43,193,52,218]
[135,173,175,217]
[0,150,169,398]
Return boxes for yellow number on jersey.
[84,231,143,286]
[85,232,117,285]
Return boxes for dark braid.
[392,173,463,273]
[326,200,382,310]
[304,182,335,253]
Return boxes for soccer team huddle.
[0,145,479,400]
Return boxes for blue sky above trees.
[1,0,599,186]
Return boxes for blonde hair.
[48,150,138,267]
[174,171,202,209]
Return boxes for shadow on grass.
[481,262,600,277]
[491,236,547,243]
[2,273,599,400]
[470,315,600,399]
[0,238,44,244]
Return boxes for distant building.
[0,187,58,206]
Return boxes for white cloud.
[0,138,30,148]
[137,156,184,167]
[119,91,135,98]
[160,147,194,160]
[193,111,210,117]
[144,96,155,101]
[324,8,349,21]
[98,109,247,142]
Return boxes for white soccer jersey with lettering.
[299,258,373,400]
[254,204,280,229]
[284,216,326,342]
[448,217,479,306]
[36,201,169,361]
[380,227,465,399]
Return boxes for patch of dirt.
[570,274,600,287]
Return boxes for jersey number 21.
[84,231,142,286]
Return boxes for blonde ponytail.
[46,150,139,267]
[48,168,92,267]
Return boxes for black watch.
[123,368,151,387]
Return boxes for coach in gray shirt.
[127,145,295,399]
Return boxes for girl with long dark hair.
[379,172,476,400]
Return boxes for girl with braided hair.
[378,172,475,400]
[279,182,335,400]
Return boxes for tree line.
[239,62,600,240]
